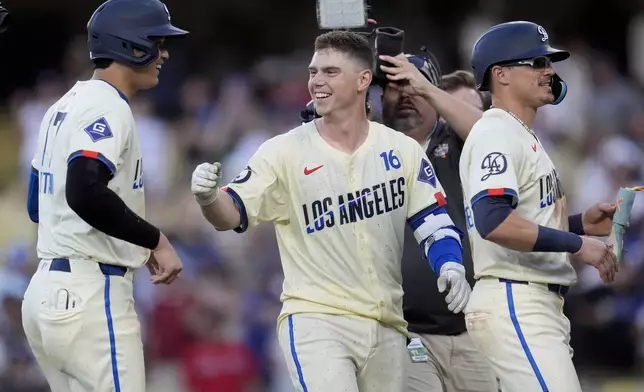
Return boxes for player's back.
[225,120,444,333]
[31,79,149,268]
[460,108,576,285]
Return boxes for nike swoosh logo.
[304,165,324,175]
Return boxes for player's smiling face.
[504,59,556,107]
[307,48,371,116]
[381,84,437,137]
[132,37,169,90]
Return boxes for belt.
[498,278,569,297]
[50,258,127,277]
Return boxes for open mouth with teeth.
[539,78,552,89]
[315,92,331,100]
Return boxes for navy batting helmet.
[87,0,189,68]
[471,21,569,105]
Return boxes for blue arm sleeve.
[426,237,463,274]
[472,195,514,238]
[27,167,39,223]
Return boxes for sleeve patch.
[83,117,113,143]
[417,158,437,187]
[231,166,253,184]
[480,152,508,181]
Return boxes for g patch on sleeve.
[418,158,437,187]
[83,117,113,143]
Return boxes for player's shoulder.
[467,108,521,145]
[372,121,419,149]
[251,122,308,157]
[67,80,133,121]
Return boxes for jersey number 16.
[380,150,401,171]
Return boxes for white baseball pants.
[464,277,582,392]
[277,313,406,392]
[22,258,145,392]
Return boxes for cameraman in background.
[374,29,496,390]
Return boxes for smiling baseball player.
[460,21,619,391]
[21,1,187,391]
[191,30,470,392]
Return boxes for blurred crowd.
[1,13,644,392]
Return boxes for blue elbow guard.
[426,236,463,274]
[27,168,39,223]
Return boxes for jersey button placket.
[350,158,380,311]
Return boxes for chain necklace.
[490,105,539,141]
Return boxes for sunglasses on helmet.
[503,56,553,69]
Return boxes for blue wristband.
[533,225,582,253]
[568,214,584,235]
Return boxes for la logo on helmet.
[537,25,548,42]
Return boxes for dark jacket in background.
[402,121,475,335]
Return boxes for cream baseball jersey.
[223,120,453,334]
[31,79,149,268]
[460,108,577,285]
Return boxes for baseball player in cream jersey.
[460,22,619,391]
[191,30,471,392]
[21,1,187,391]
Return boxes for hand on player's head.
[378,54,433,96]
[381,78,437,136]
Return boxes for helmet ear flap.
[550,73,567,105]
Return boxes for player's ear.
[357,68,372,93]
[490,65,510,88]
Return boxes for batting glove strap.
[194,191,219,206]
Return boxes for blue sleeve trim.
[426,236,463,274]
[407,202,440,230]
[27,167,39,223]
[471,188,519,208]
[67,150,116,176]
[223,187,249,233]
